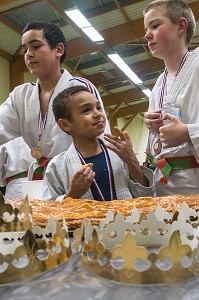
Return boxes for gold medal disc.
[153,139,162,155]
[31,146,42,159]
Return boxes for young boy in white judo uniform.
[44,85,154,201]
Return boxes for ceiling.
[0,0,199,125]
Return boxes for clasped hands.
[144,108,190,148]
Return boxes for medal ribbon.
[100,141,115,200]
[32,91,54,180]
[76,139,115,201]
[159,50,190,108]
[37,91,54,143]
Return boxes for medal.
[32,91,54,160]
[153,139,162,155]
[31,142,42,159]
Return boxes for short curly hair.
[52,85,91,122]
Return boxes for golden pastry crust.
[6,194,199,230]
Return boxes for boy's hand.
[104,126,148,186]
[66,165,95,198]
[104,126,138,164]
[144,108,163,131]
[160,113,190,148]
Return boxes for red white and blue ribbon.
[76,139,115,201]
[37,91,54,143]
[69,76,99,99]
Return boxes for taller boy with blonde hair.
[143,0,199,196]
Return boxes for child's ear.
[178,17,188,35]
[58,118,71,134]
[55,43,65,58]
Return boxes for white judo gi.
[44,143,154,201]
[0,69,110,181]
[147,48,199,196]
[0,137,33,199]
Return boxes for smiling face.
[58,90,106,143]
[144,8,181,60]
[22,29,64,80]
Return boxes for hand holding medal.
[151,51,190,155]
[159,114,190,149]
[144,108,163,131]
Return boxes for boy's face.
[144,8,181,60]
[64,91,106,140]
[22,29,63,79]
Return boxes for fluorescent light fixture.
[108,53,151,97]
[108,53,143,84]
[82,27,104,42]
[65,8,104,42]
[142,89,152,97]
[65,9,90,28]
[108,54,124,64]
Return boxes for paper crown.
[0,197,71,285]
[73,202,199,284]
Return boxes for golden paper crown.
[0,197,71,285]
[0,198,32,233]
[73,202,199,284]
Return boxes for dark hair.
[143,0,196,46]
[52,85,91,122]
[22,21,67,64]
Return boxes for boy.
[143,0,199,196]
[43,85,154,201]
[0,22,110,182]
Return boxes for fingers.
[104,126,129,142]
[104,133,123,149]
[144,110,164,131]
[146,121,163,131]
[144,109,162,120]
[162,113,179,123]
[75,165,95,180]
[69,166,95,198]
[108,126,126,141]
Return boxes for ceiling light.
[108,53,143,84]
[81,27,104,42]
[108,53,151,97]
[142,89,152,97]
[65,8,104,42]
[65,9,90,28]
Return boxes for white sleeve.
[0,93,21,145]
[128,166,154,198]
[43,156,68,200]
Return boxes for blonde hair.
[143,0,196,46]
